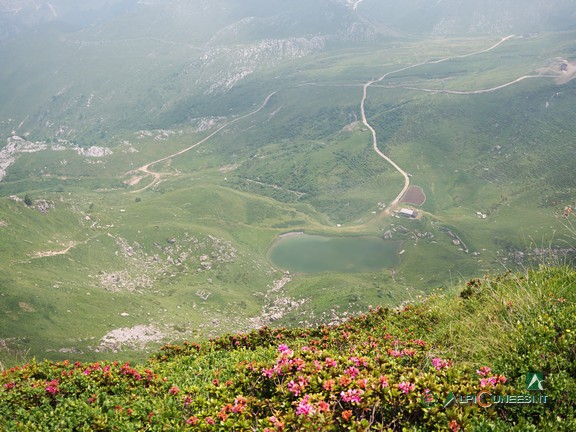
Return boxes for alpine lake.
[267,233,402,274]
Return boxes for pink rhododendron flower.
[449,420,462,432]
[344,366,360,378]
[422,389,435,404]
[397,381,415,394]
[232,396,247,413]
[480,377,498,388]
[476,366,491,377]
[278,344,293,356]
[45,380,59,395]
[431,357,452,371]
[317,400,330,412]
[186,416,199,426]
[322,379,335,391]
[287,380,301,396]
[339,375,352,387]
[340,388,364,403]
[401,349,416,357]
[287,377,309,397]
[325,357,337,368]
[293,358,305,371]
[379,375,389,388]
[296,395,316,416]
[349,356,368,367]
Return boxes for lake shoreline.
[279,231,305,238]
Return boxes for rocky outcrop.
[73,146,112,158]
[95,233,238,293]
[192,36,326,95]
[95,324,166,353]
[0,136,46,181]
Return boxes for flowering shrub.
[0,267,574,430]
[0,316,500,430]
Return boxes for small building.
[399,208,416,218]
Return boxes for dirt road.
[360,35,517,214]
[128,92,277,193]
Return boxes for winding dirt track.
[360,35,517,214]
[393,74,555,95]
[129,92,277,193]
[129,35,530,218]
[359,82,410,214]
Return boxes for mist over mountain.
[351,0,576,35]
[2,0,575,43]
[1,0,574,140]
[0,0,138,40]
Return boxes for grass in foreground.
[1,266,575,431]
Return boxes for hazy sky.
[2,0,576,39]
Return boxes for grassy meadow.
[0,30,575,363]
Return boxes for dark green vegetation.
[1,267,575,430]
[0,1,575,363]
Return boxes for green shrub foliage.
[1,267,575,431]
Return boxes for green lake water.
[267,234,401,274]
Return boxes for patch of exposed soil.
[341,120,360,132]
[400,186,427,206]
[538,58,576,84]
[218,163,240,173]
[18,302,36,313]
[32,241,77,259]
[124,175,146,186]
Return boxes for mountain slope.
[349,0,576,35]
[1,0,575,140]
[1,267,575,430]
[0,1,575,367]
